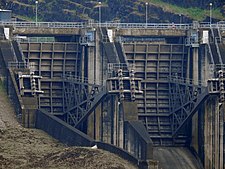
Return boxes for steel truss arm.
[63,76,107,128]
[169,76,209,136]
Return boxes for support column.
[87,46,95,138]
[186,47,191,79]
[87,28,102,140]
[204,98,213,169]
[191,47,199,153]
[113,96,119,146]
[219,104,224,169]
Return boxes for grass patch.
[13,14,33,22]
[0,79,6,93]
[143,0,224,21]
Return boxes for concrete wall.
[116,28,186,37]
[86,28,103,140]
[36,109,95,147]
[14,28,80,36]
[36,109,156,169]
[191,47,199,153]
[96,141,158,169]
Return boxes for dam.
[0,21,225,169]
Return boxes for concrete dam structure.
[0,21,225,169]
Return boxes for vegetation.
[0,79,6,93]
[145,0,224,21]
[1,0,225,22]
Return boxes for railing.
[215,37,223,64]
[207,43,215,64]
[168,75,207,86]
[217,26,222,43]
[1,21,225,30]
[212,64,225,70]
[63,73,104,86]
[8,61,29,69]
[13,36,55,43]
[96,22,191,30]
[0,21,86,28]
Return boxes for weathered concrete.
[21,97,38,128]
[13,27,81,35]
[122,102,138,121]
[87,28,103,140]
[5,23,225,169]
[36,109,149,169]
[36,109,95,147]
[191,48,199,153]
[153,147,203,169]
[115,28,186,37]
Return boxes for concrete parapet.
[116,28,186,37]
[13,27,81,36]
[36,109,95,147]
[125,121,153,160]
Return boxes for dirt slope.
[0,83,138,169]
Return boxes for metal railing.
[0,21,225,30]
[63,73,104,86]
[0,21,86,28]
[168,75,207,86]
[207,43,215,64]
[215,37,223,64]
[13,36,55,43]
[8,61,29,69]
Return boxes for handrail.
[168,75,206,86]
[0,21,225,30]
[210,27,215,41]
[217,24,222,43]
[8,61,29,69]
[207,43,215,64]
[0,21,86,28]
[215,37,223,65]
[63,74,104,86]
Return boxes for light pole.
[35,1,38,25]
[98,2,101,26]
[179,14,181,24]
[145,2,148,27]
[179,14,182,29]
[209,3,212,26]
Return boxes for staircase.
[114,42,128,65]
[100,27,127,65]
[210,43,220,64]
[218,43,225,64]
[0,40,17,64]
[210,28,224,64]
[103,42,120,63]
[12,40,25,63]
